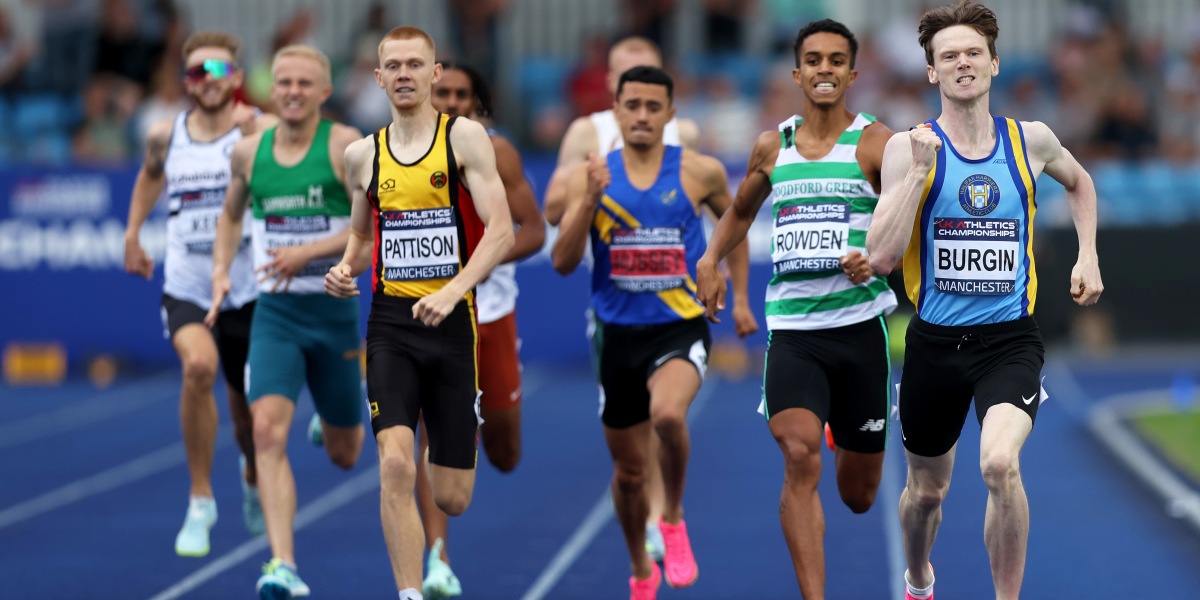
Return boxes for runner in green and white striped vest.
[767,112,897,330]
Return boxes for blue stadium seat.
[518,56,571,114]
[13,94,67,137]
[1090,162,1145,226]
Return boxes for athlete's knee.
[326,438,362,470]
[434,486,473,516]
[775,432,822,484]
[649,405,686,439]
[613,461,649,496]
[483,440,520,473]
[378,443,418,491]
[180,354,217,389]
[979,449,1021,494]
[250,407,288,453]
[905,478,949,511]
[839,481,880,514]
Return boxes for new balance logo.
[859,419,886,432]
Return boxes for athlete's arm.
[689,151,757,336]
[492,134,545,263]
[843,120,897,282]
[254,125,363,293]
[1026,120,1103,306]
[676,117,701,150]
[544,116,598,226]
[326,136,375,298]
[866,127,940,275]
[233,102,280,136]
[123,119,172,280]
[551,159,603,275]
[413,118,515,327]
[205,134,258,326]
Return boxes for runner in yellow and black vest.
[325,27,515,600]
[210,44,366,600]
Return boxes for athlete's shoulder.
[328,121,364,151]
[680,147,728,187]
[557,115,599,162]
[675,117,700,150]
[1013,119,1058,157]
[145,116,176,146]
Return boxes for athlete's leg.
[172,324,220,498]
[415,418,449,557]
[768,407,826,598]
[979,403,1033,600]
[225,381,255,484]
[215,304,255,485]
[478,313,522,473]
[604,421,656,580]
[378,424,423,591]
[251,394,298,563]
[898,447,955,590]
[647,359,701,523]
[832,448,884,514]
[320,420,364,470]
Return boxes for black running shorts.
[161,293,254,396]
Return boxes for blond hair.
[377,26,436,61]
[608,36,662,69]
[182,31,240,63]
[272,44,332,84]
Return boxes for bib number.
[771,201,850,275]
[609,227,687,293]
[380,208,460,281]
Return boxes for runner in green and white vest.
[695,19,897,599]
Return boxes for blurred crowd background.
[4,0,1200,203]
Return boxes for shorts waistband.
[911,315,1037,337]
[600,316,706,333]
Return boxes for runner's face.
[792,31,856,108]
[184,47,241,112]
[431,68,476,117]
[928,24,998,103]
[614,81,674,149]
[270,55,331,124]
[377,38,440,110]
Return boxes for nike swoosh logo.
[1021,393,1035,405]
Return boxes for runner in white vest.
[123,31,276,558]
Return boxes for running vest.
[475,128,518,324]
[591,109,682,154]
[162,111,257,310]
[902,116,1038,326]
[248,120,350,294]
[369,114,485,301]
[767,113,897,330]
[590,145,705,326]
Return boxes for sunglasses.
[185,59,236,82]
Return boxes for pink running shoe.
[628,561,661,600]
[904,563,934,600]
[658,517,698,588]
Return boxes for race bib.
[175,189,226,255]
[380,207,460,281]
[609,227,687,293]
[772,201,850,274]
[932,217,1020,295]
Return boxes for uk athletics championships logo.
[957,174,1000,216]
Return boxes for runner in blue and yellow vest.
[552,65,753,599]
[865,4,1102,598]
[325,27,514,599]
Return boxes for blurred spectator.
[764,0,827,55]
[1091,80,1158,162]
[754,60,798,132]
[620,0,675,54]
[337,37,392,134]
[72,75,136,165]
[134,53,188,147]
[244,7,319,108]
[0,0,39,94]
[696,73,757,161]
[566,34,611,118]
[92,0,165,90]
[703,0,753,56]
[447,0,508,80]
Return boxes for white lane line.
[0,371,178,450]
[881,427,906,600]
[146,465,381,600]
[0,427,233,530]
[519,378,718,600]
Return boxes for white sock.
[905,568,934,598]
[398,588,423,600]
[188,496,215,511]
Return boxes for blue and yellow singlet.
[590,146,706,326]
[902,116,1038,326]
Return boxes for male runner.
[324,26,513,600]
[417,60,546,598]
[123,30,275,557]
[866,2,1103,598]
[695,19,898,599]
[209,44,367,600]
[552,65,751,600]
